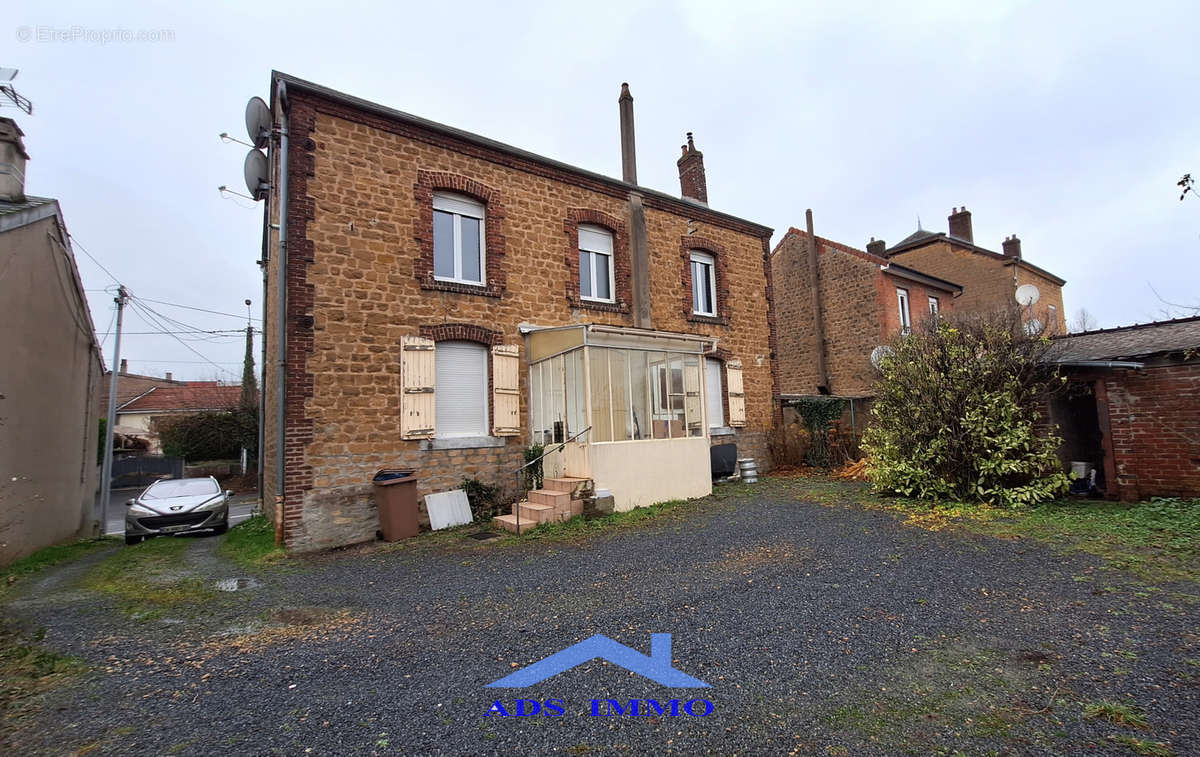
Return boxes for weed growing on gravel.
[0,625,86,719]
[0,538,114,597]
[1107,733,1175,756]
[510,497,698,543]
[217,515,285,567]
[80,536,217,616]
[1082,700,1149,728]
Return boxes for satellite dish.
[243,149,269,201]
[245,96,272,149]
[1024,318,1044,336]
[1015,283,1040,307]
[870,345,895,371]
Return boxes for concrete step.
[493,514,539,534]
[544,476,590,494]
[517,501,555,523]
[529,489,570,506]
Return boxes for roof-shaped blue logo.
[485,633,709,688]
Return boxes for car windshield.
[143,479,219,499]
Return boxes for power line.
[118,329,259,335]
[123,358,245,365]
[134,295,262,322]
[127,299,239,378]
[67,232,124,287]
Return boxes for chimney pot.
[618,83,637,184]
[866,238,887,257]
[165,372,173,381]
[119,358,127,373]
[676,131,708,205]
[1002,234,1022,258]
[948,206,973,243]
[0,117,29,203]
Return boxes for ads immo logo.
[486,633,709,688]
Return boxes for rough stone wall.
[268,91,775,551]
[1103,361,1200,501]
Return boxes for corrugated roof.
[1047,317,1200,362]
[118,384,242,413]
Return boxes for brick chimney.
[948,206,973,243]
[618,83,637,184]
[0,118,28,203]
[676,132,707,205]
[1002,235,1021,258]
[866,238,886,257]
[119,358,128,373]
[165,372,173,381]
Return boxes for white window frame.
[578,224,615,304]
[897,288,911,334]
[432,192,486,286]
[928,296,939,316]
[434,341,489,439]
[690,251,717,317]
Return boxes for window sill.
[568,295,630,314]
[687,313,730,327]
[419,274,503,298]
[422,436,507,451]
[709,426,736,437]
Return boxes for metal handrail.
[513,425,592,533]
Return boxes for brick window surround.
[563,208,631,314]
[418,323,506,439]
[681,236,731,326]
[414,170,507,298]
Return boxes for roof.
[272,71,772,239]
[117,384,243,413]
[885,228,1067,286]
[773,227,963,294]
[1047,317,1200,362]
[0,195,59,232]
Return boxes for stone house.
[1046,317,1200,501]
[0,117,104,565]
[259,73,778,551]
[880,207,1066,333]
[770,224,962,399]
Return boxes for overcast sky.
[9,0,1199,380]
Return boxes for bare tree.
[1069,308,1098,333]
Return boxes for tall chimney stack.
[676,132,708,205]
[1002,234,1021,258]
[618,83,637,184]
[948,206,973,243]
[866,238,886,258]
[0,118,28,203]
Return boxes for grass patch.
[216,515,285,568]
[1108,734,1175,756]
[1082,700,1149,728]
[80,536,215,617]
[510,497,705,543]
[0,538,114,597]
[0,625,87,720]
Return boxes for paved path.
[8,480,1198,756]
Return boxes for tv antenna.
[0,68,33,115]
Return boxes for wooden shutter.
[492,345,520,436]
[400,336,435,439]
[726,359,746,427]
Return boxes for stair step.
[517,501,555,522]
[493,514,538,534]
[544,476,590,494]
[529,489,570,506]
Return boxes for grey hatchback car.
[125,477,230,545]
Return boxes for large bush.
[863,311,1069,507]
[157,409,257,462]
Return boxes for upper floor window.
[578,225,615,303]
[691,251,717,316]
[1047,304,1057,332]
[432,192,485,286]
[928,296,940,317]
[897,288,911,334]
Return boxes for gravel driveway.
[3,480,1197,756]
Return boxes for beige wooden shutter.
[492,344,521,436]
[400,336,436,439]
[726,359,746,427]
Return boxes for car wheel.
[213,515,229,535]
[124,533,143,546]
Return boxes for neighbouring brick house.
[1046,317,1200,501]
[770,225,962,399]
[880,207,1066,333]
[260,73,778,551]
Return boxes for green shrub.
[461,477,502,520]
[863,311,1069,508]
[522,444,545,491]
[156,409,257,461]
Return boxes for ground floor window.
[705,358,724,428]
[435,341,488,438]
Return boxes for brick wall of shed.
[1102,362,1200,501]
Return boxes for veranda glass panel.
[648,351,671,439]
[549,354,566,443]
[566,349,585,438]
[609,349,631,441]
[667,354,686,438]
[683,354,703,437]
[629,350,651,440]
[589,348,614,442]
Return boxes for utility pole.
[99,286,128,537]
